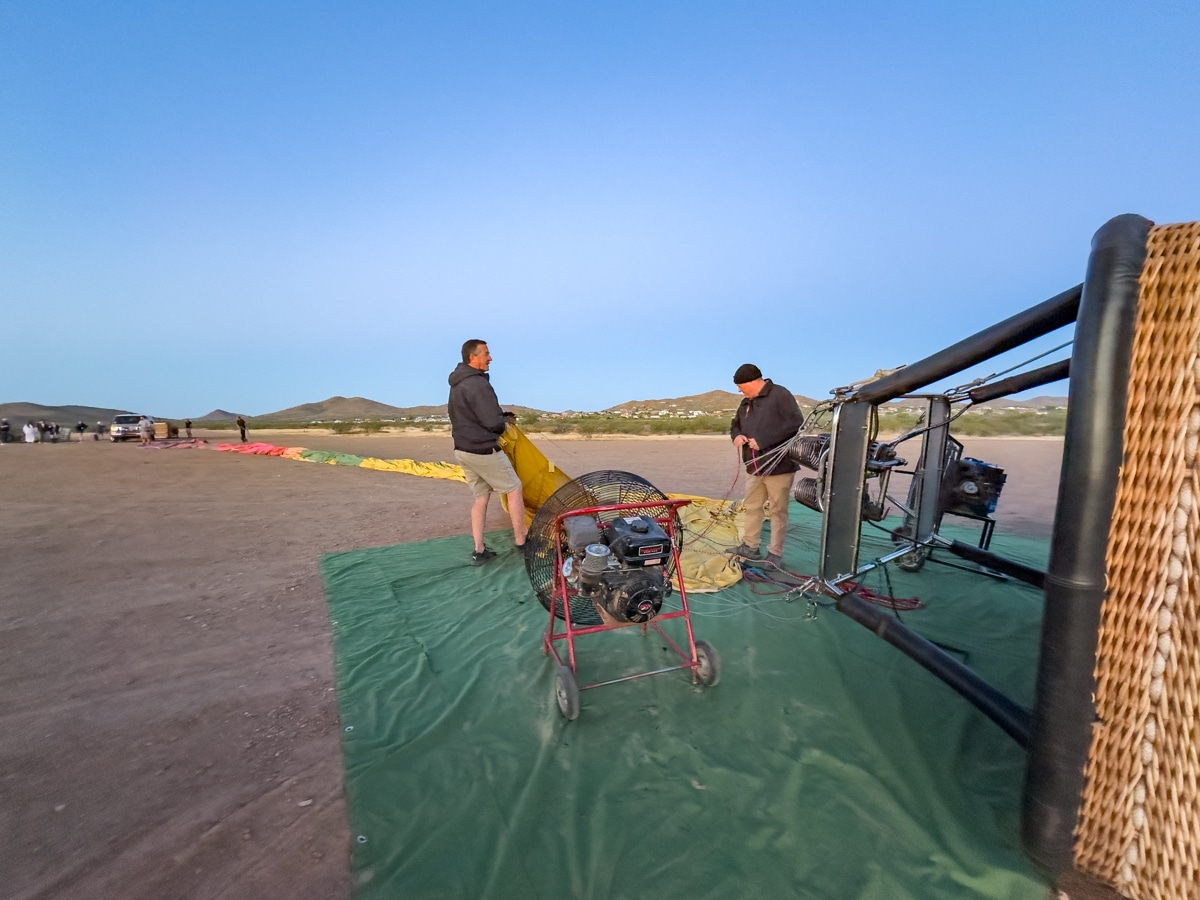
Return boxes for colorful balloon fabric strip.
[214,442,466,482]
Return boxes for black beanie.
[733,363,762,384]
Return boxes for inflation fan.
[523,470,720,719]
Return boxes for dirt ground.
[1,430,1063,900]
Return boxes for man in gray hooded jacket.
[448,339,528,565]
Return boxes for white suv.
[109,414,152,442]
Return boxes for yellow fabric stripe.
[358,456,467,482]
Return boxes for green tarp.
[319,506,1051,899]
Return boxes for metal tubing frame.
[851,284,1082,405]
[813,268,1095,752]
[942,539,1046,589]
[911,396,952,546]
[968,358,1071,405]
[818,401,872,580]
[1020,214,1151,879]
[800,214,1148,881]
[833,587,1032,745]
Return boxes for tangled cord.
[679,454,746,549]
[739,557,922,613]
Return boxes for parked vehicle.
[109,414,153,442]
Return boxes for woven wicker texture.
[1075,221,1200,898]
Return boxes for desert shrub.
[878,411,922,432]
[954,408,1066,436]
[229,405,1065,438]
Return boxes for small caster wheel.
[694,640,721,686]
[554,665,580,720]
[896,546,930,573]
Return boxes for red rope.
[740,565,922,611]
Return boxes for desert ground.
[1,430,1063,899]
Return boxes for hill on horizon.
[196,409,244,421]
[3,390,1071,428]
[253,396,544,421]
[0,401,152,424]
[605,389,824,415]
[258,396,408,421]
[974,394,1068,409]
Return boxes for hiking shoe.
[764,552,783,567]
[728,542,764,560]
[471,547,497,566]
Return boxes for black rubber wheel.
[554,665,580,720]
[694,640,721,686]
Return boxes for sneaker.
[471,547,497,566]
[764,552,783,567]
[728,542,764,560]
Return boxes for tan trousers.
[742,472,795,556]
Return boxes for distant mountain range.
[263,396,411,421]
[0,391,1069,426]
[608,389,821,415]
[0,402,148,425]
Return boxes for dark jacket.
[448,363,507,452]
[729,379,805,475]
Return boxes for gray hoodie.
[447,362,507,452]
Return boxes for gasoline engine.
[558,514,672,623]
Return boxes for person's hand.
[733,434,749,447]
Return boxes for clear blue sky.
[3,1,1198,416]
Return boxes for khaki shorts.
[454,448,521,498]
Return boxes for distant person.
[447,339,527,565]
[138,416,153,445]
[76,421,87,441]
[96,421,106,438]
[0,419,9,444]
[24,421,37,443]
[728,363,805,567]
[184,418,193,439]
[236,416,247,443]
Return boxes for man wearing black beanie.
[729,363,805,566]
